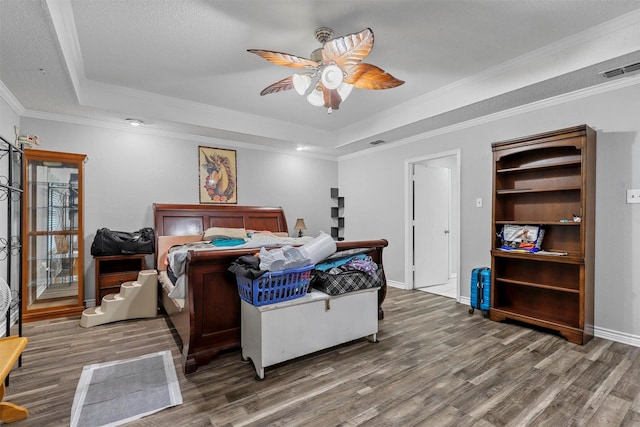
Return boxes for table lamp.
[294,218,307,237]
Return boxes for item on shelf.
[534,250,568,256]
[498,224,545,253]
[14,126,39,146]
[16,135,39,146]
[90,227,155,256]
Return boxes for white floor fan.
[0,277,11,321]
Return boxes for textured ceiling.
[1,0,640,157]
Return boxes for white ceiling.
[2,0,640,157]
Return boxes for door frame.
[404,149,461,300]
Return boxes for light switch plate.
[627,189,640,204]
[476,198,483,208]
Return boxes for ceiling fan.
[248,27,404,113]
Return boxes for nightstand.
[94,254,147,303]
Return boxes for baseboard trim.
[593,326,640,348]
[387,280,405,290]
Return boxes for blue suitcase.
[469,267,491,317]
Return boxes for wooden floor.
[4,287,640,426]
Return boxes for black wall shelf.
[330,187,344,241]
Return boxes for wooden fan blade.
[259,76,294,96]
[321,28,373,71]
[344,63,405,90]
[322,86,342,110]
[247,49,319,69]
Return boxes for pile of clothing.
[228,232,336,279]
[310,249,382,296]
[315,253,378,277]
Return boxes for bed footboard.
[180,248,244,374]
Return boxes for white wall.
[13,118,338,304]
[4,78,640,345]
[338,79,640,343]
[0,96,19,140]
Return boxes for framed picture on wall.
[198,146,237,204]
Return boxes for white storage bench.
[241,287,380,379]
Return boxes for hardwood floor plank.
[533,347,584,375]
[633,388,640,413]
[586,394,631,427]
[4,287,640,426]
[585,338,614,361]
[473,369,557,424]
[620,409,640,426]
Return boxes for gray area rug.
[70,350,182,427]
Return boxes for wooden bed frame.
[153,203,388,374]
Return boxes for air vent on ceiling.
[369,139,386,145]
[600,61,640,79]
[623,61,640,73]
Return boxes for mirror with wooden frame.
[22,149,86,322]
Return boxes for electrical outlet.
[627,189,640,204]
[476,198,483,208]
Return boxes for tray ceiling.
[1,0,640,156]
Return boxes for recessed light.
[126,118,144,126]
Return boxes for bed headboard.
[153,203,289,238]
[152,203,289,271]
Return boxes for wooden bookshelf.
[490,125,596,344]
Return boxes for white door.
[413,163,450,288]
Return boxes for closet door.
[22,149,86,322]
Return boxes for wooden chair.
[0,278,28,423]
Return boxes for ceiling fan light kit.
[248,27,404,113]
[292,73,312,95]
[306,88,325,107]
[320,64,343,89]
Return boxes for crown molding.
[0,80,25,116]
[20,109,337,162]
[46,0,85,103]
[339,72,640,161]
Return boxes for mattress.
[158,270,185,311]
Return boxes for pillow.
[203,227,247,241]
[247,230,289,238]
[157,235,203,270]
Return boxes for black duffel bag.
[91,227,155,256]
